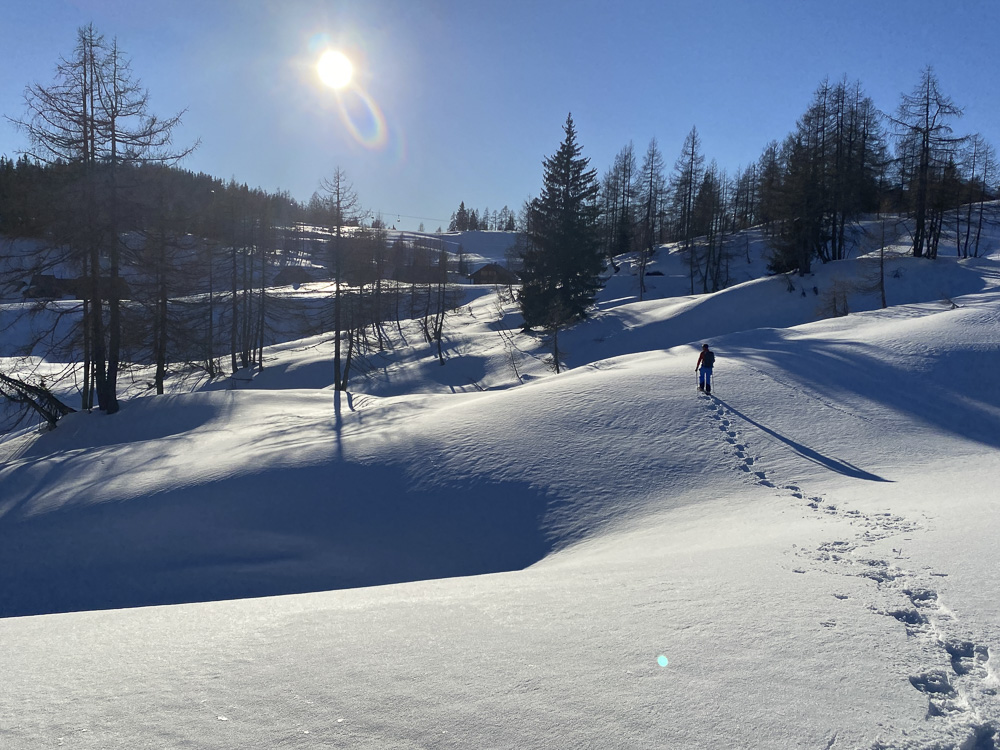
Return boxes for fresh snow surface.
[2,229,1000,749]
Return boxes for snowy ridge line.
[698,395,998,748]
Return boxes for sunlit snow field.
[1,228,999,749]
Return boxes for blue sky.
[2,0,999,230]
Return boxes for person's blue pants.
[699,367,713,389]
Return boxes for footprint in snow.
[909,670,954,696]
[888,607,928,635]
[905,588,938,607]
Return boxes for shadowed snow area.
[2,232,999,749]
[0,352,730,617]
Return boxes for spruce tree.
[519,114,603,339]
[455,201,469,231]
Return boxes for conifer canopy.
[519,114,604,330]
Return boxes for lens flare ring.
[334,84,388,150]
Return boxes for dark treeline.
[1,155,469,424]
[2,154,299,388]
[447,201,517,232]
[593,68,996,297]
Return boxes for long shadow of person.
[714,398,892,483]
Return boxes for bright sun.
[317,50,353,89]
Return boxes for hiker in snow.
[696,344,715,394]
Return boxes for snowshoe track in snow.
[893,587,998,740]
[702,395,774,489]
[701,394,999,748]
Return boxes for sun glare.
[318,50,353,89]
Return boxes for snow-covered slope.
[1,233,999,748]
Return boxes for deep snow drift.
[1,231,999,749]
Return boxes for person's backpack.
[704,350,715,368]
